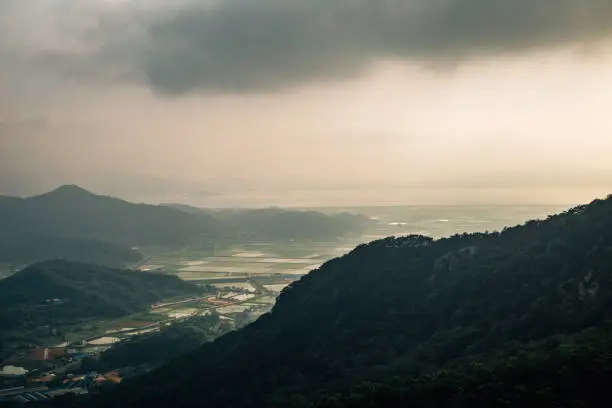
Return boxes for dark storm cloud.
[135,0,612,94]
[10,0,612,94]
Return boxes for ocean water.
[320,205,572,243]
[183,186,601,209]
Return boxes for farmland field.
[134,205,569,321]
[141,240,348,291]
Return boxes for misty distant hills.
[165,204,373,242]
[0,260,200,330]
[0,185,220,266]
[0,235,142,268]
[0,185,221,247]
[212,208,371,241]
[90,194,612,408]
[0,185,370,267]
[163,203,208,215]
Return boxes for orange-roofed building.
[103,371,122,384]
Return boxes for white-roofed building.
[0,365,28,377]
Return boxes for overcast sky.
[1,0,612,206]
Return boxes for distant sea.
[178,187,602,209]
[175,189,577,241]
[165,187,590,242]
[317,205,573,243]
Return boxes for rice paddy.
[144,241,342,293]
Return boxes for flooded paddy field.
[136,204,568,318]
[131,240,352,321]
[142,240,348,290]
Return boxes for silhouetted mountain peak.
[29,185,110,206]
[47,184,97,198]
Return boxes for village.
[0,235,368,405]
[0,282,277,404]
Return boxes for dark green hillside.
[0,260,200,329]
[163,203,209,215]
[315,326,612,408]
[0,188,369,267]
[0,185,220,249]
[0,234,142,268]
[90,195,612,408]
[98,314,233,369]
[209,208,372,241]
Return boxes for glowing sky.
[1,0,611,206]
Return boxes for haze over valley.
[0,185,582,406]
[1,0,612,407]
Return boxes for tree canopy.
[84,195,612,407]
[0,260,201,329]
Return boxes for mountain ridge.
[0,185,222,252]
[88,194,612,407]
[0,259,201,330]
[0,185,372,266]
[33,184,100,199]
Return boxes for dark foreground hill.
[98,314,234,370]
[0,260,200,330]
[85,195,612,408]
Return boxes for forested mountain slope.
[0,185,220,249]
[90,195,612,407]
[98,314,234,370]
[0,187,371,268]
[0,260,200,329]
[0,235,142,268]
[209,208,373,241]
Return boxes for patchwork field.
[131,205,569,326]
[140,241,350,295]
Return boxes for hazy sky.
[1,0,612,206]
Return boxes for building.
[0,365,28,377]
[102,370,122,384]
